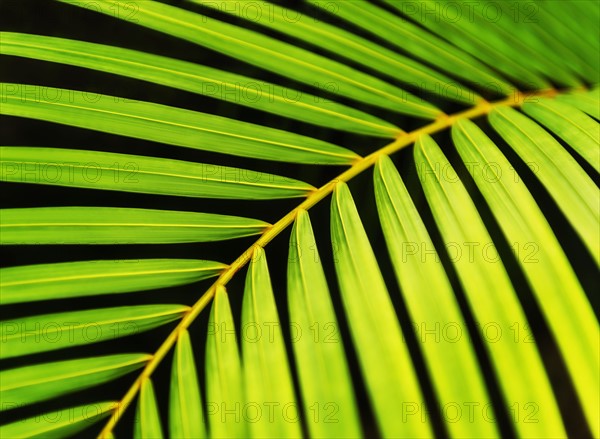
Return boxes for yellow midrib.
[97,87,562,438]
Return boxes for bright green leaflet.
[0,259,224,305]
[194,0,478,105]
[170,330,206,439]
[0,402,116,439]
[287,209,361,438]
[1,207,269,245]
[205,286,247,438]
[58,0,441,118]
[373,155,497,438]
[0,83,358,165]
[0,304,189,358]
[309,0,514,95]
[489,106,599,265]
[241,247,301,438]
[0,32,399,138]
[555,88,600,120]
[1,353,150,409]
[135,379,164,439]
[331,182,431,438]
[0,147,315,199]
[452,119,599,437]
[415,134,566,437]
[522,98,600,171]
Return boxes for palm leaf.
[169,330,206,439]
[0,402,116,439]
[331,182,430,437]
[192,0,478,105]
[489,106,599,264]
[1,84,357,164]
[56,0,440,118]
[1,354,150,408]
[522,98,599,170]
[0,147,314,199]
[1,304,188,358]
[452,119,599,428]
[287,210,360,437]
[135,379,164,439]
[1,1,597,438]
[205,286,246,438]
[373,155,495,437]
[0,32,400,138]
[1,207,268,244]
[241,247,301,438]
[415,134,566,437]
[0,259,224,304]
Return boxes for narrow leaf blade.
[415,134,566,437]
[522,98,600,171]
[241,247,301,438]
[452,119,599,436]
[135,379,163,439]
[0,304,189,358]
[0,32,400,138]
[0,259,225,305]
[330,182,431,438]
[287,210,361,437]
[1,353,150,409]
[1,207,269,245]
[0,83,360,165]
[0,402,116,439]
[205,286,247,438]
[58,0,441,118]
[373,156,497,438]
[489,106,599,265]
[0,147,315,199]
[170,330,205,439]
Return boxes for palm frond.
[1,0,598,438]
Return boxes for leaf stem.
[98,87,562,438]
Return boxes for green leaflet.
[452,119,599,437]
[0,402,116,439]
[0,259,225,305]
[135,379,164,439]
[0,353,150,409]
[1,207,269,245]
[58,0,441,118]
[0,147,315,199]
[0,32,399,138]
[309,0,514,95]
[0,304,189,358]
[170,330,206,439]
[415,134,566,437]
[494,1,597,82]
[194,0,478,105]
[330,182,431,438]
[382,0,550,89]
[464,1,583,86]
[0,83,359,165]
[489,106,599,265]
[205,286,247,438]
[242,247,301,438]
[373,156,496,438]
[522,98,600,171]
[555,88,600,120]
[287,210,361,438]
